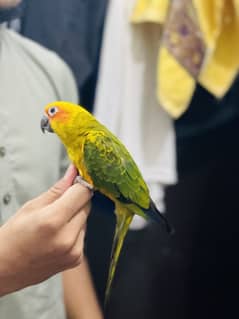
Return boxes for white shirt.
[94,0,177,229]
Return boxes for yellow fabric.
[234,0,239,17]
[131,0,239,118]
[131,0,169,24]
[193,0,224,49]
[199,0,239,97]
[157,47,195,118]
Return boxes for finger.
[47,227,86,272]
[49,183,92,224]
[66,203,90,235]
[25,164,78,210]
[55,205,89,261]
[64,226,86,269]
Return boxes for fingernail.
[64,164,77,179]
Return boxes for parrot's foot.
[74,175,94,191]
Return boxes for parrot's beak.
[41,115,54,133]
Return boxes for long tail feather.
[144,199,174,234]
[105,208,133,306]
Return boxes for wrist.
[0,267,15,297]
[0,234,19,296]
[0,260,23,297]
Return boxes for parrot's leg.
[74,175,94,191]
[105,206,133,306]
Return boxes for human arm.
[0,165,92,296]
[63,258,103,319]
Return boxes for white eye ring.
[48,106,59,117]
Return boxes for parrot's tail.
[104,205,133,306]
[144,199,174,234]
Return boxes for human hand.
[0,165,92,296]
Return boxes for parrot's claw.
[74,175,94,191]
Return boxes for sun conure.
[41,101,172,303]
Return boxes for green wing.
[83,131,150,209]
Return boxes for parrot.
[40,101,172,303]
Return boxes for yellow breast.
[67,140,93,186]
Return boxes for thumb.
[48,164,78,199]
[32,164,78,207]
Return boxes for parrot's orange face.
[41,102,74,134]
[41,101,95,147]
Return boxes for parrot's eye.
[48,106,59,117]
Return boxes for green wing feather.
[83,130,150,210]
[83,130,151,304]
[82,130,171,304]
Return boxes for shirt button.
[0,147,6,157]
[3,193,11,205]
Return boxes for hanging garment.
[94,0,177,230]
[131,0,239,118]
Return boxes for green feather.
[84,131,150,209]
[104,204,133,306]
[83,130,153,304]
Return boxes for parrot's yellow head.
[41,101,96,144]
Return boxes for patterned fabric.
[132,0,239,118]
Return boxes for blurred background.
[7,0,239,318]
